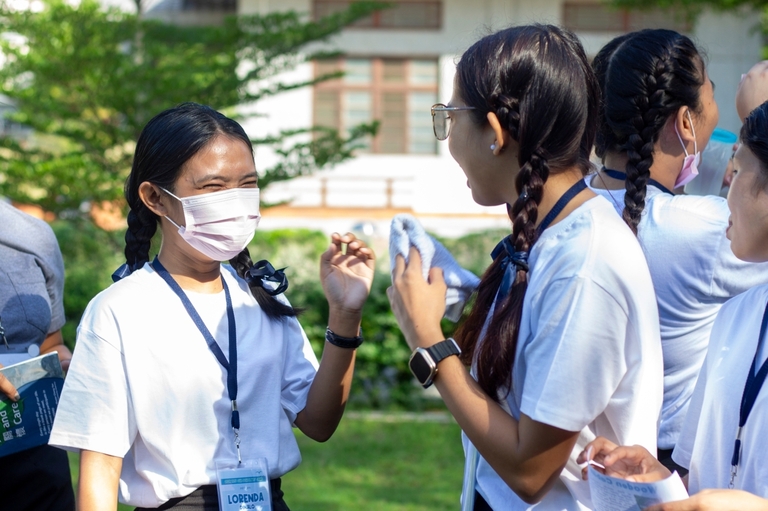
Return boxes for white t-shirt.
[466,196,664,510]
[49,264,319,507]
[587,176,768,449]
[673,285,768,496]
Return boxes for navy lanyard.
[537,179,587,233]
[151,257,243,462]
[493,179,587,297]
[730,300,768,487]
[601,168,674,196]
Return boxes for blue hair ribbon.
[244,260,289,296]
[490,236,528,297]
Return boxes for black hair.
[124,102,298,319]
[453,24,599,400]
[740,100,768,190]
[594,29,705,234]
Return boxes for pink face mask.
[674,110,701,188]
[162,187,261,261]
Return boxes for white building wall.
[578,9,763,134]
[239,0,764,237]
[694,9,763,132]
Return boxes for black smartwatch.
[408,338,461,389]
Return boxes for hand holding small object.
[577,436,671,483]
[320,232,375,328]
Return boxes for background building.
[148,0,763,238]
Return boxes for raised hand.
[387,246,447,350]
[737,61,768,121]
[320,232,375,315]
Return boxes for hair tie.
[244,260,289,296]
[491,237,529,270]
[111,261,146,282]
[511,251,529,272]
[491,237,529,297]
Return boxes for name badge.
[216,458,272,511]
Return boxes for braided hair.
[453,25,599,400]
[592,32,634,162]
[594,29,704,234]
[124,102,298,319]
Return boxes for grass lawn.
[69,414,465,510]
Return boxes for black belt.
[137,479,284,511]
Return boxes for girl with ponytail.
[49,103,375,510]
[588,29,768,473]
[388,25,663,510]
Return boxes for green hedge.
[52,220,510,409]
[247,229,421,409]
[52,218,127,350]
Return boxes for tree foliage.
[0,0,381,213]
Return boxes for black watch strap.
[426,338,461,364]
[325,327,363,349]
[409,338,461,389]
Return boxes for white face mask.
[162,187,261,261]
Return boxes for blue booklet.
[0,353,64,457]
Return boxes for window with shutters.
[563,2,690,33]
[314,58,438,154]
[180,0,237,11]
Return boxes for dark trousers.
[474,490,493,511]
[657,448,689,478]
[0,444,76,511]
[135,479,289,511]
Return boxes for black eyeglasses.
[431,103,476,141]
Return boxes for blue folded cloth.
[389,214,480,322]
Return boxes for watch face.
[409,349,436,386]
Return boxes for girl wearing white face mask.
[49,103,376,511]
[586,29,768,474]
[160,186,262,263]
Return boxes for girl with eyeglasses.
[388,24,663,510]
[586,30,768,474]
[579,100,768,511]
[48,103,375,511]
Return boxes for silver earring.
[490,144,496,151]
